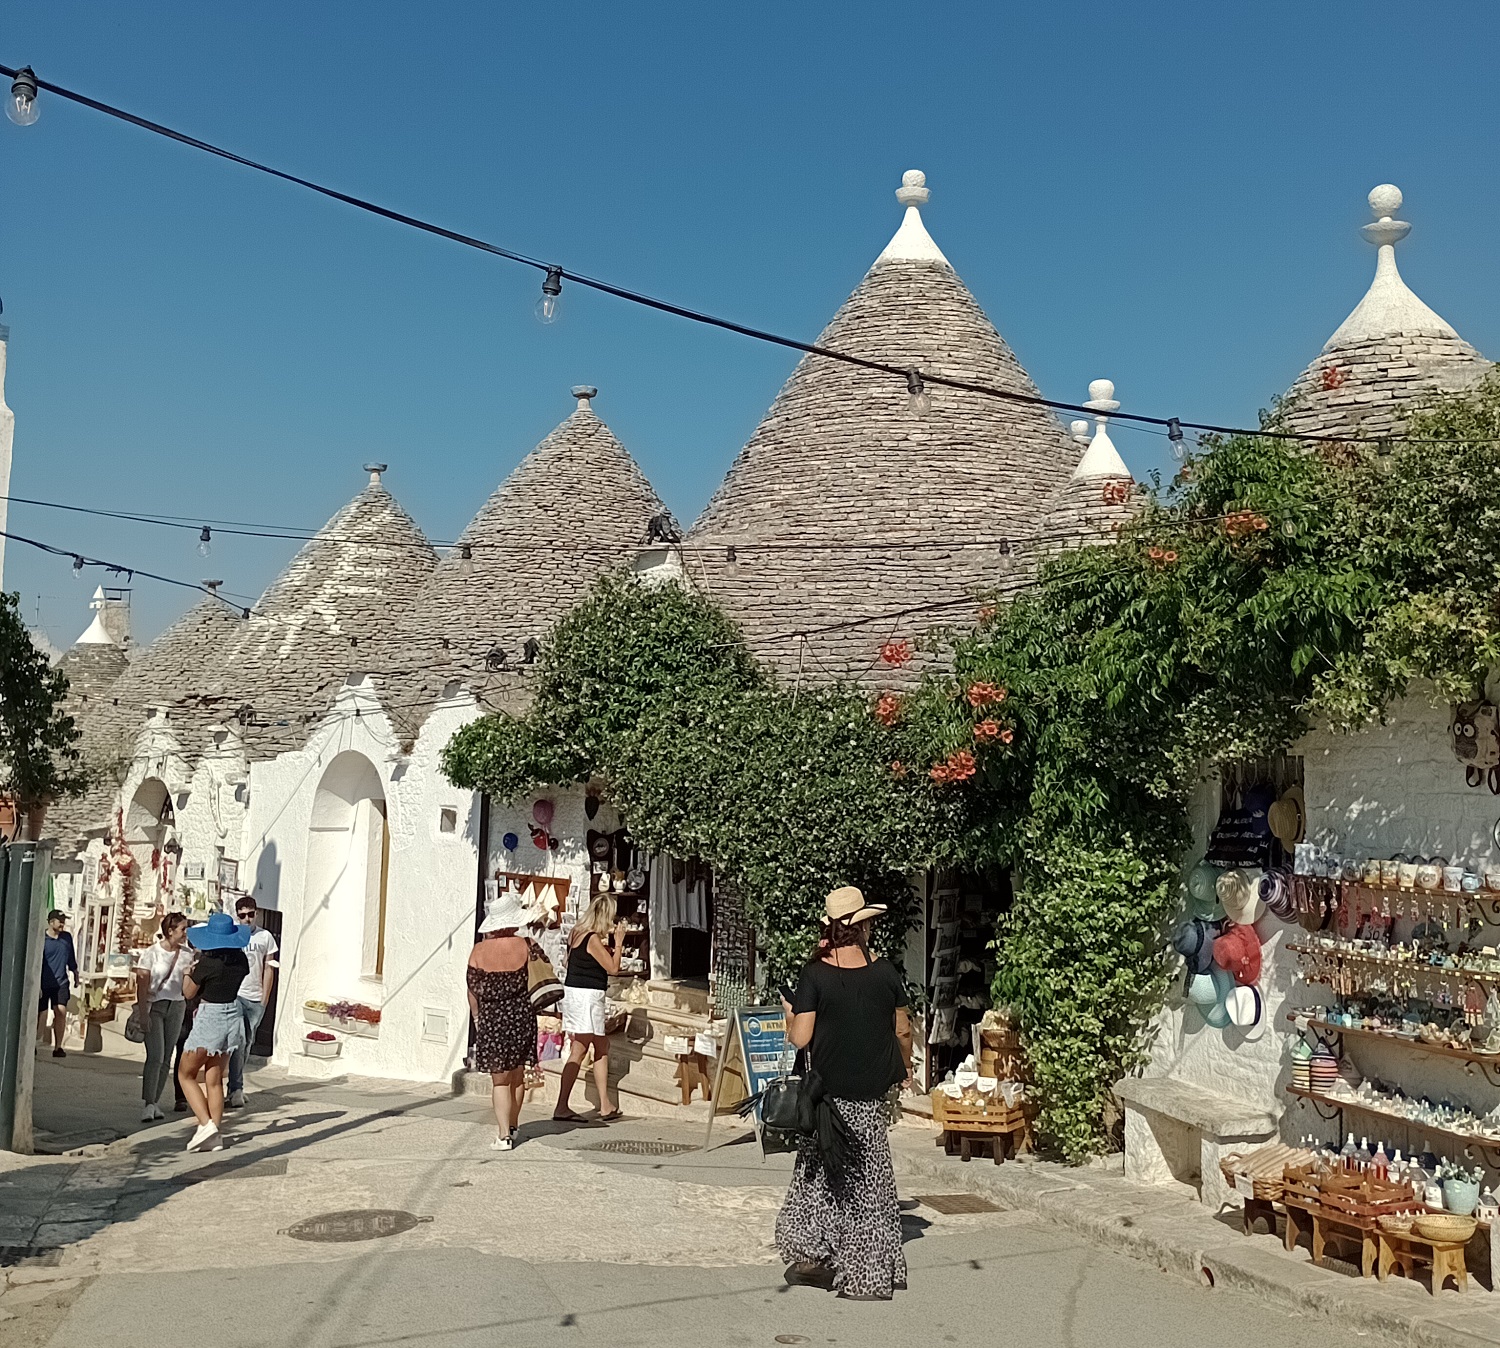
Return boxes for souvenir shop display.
[923,876,1008,1085]
[1226,1136,1486,1290]
[931,1052,1032,1164]
[586,826,650,977]
[1283,838,1500,1204]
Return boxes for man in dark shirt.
[37,909,78,1057]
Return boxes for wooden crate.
[931,1092,1030,1133]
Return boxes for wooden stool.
[1284,1201,1379,1278]
[1377,1230,1470,1295]
[1242,1197,1277,1237]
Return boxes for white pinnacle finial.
[572,384,598,411]
[1071,379,1131,481]
[75,584,116,646]
[875,168,949,266]
[895,169,930,208]
[1323,183,1456,349]
[1069,419,1091,445]
[363,462,387,485]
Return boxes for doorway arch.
[301,751,390,997]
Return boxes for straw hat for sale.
[1215,867,1264,926]
[1267,786,1306,850]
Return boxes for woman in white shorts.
[553,895,625,1122]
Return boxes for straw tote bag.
[526,941,564,1011]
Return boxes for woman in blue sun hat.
[176,910,251,1153]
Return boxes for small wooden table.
[1283,1199,1379,1278]
[1378,1229,1471,1295]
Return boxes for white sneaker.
[141,1104,159,1122]
[490,1133,514,1151]
[186,1122,220,1152]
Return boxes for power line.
[0,60,1449,451]
[0,526,248,613]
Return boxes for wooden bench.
[1378,1227,1470,1295]
[1113,1076,1278,1208]
[1283,1198,1380,1278]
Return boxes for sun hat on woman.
[187,911,251,950]
[478,892,532,933]
[823,886,887,925]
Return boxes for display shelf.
[1284,1085,1500,1158]
[1290,1014,1500,1079]
[1286,942,1500,985]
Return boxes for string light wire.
[0,59,1456,451]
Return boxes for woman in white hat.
[775,886,912,1301]
[468,891,545,1151]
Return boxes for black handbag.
[760,1076,807,1132]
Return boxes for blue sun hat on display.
[1172,917,1220,975]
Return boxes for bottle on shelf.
[1340,1133,1358,1172]
[1389,1148,1406,1185]
[1371,1140,1389,1180]
[1356,1136,1372,1172]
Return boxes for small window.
[439,807,457,834]
[422,1007,450,1043]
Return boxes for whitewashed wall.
[1146,689,1500,1164]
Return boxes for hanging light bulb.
[1167,417,1187,461]
[71,555,83,577]
[535,267,563,324]
[905,367,930,418]
[198,525,212,557]
[7,68,39,127]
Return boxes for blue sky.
[2,2,1496,644]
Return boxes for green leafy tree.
[0,591,84,825]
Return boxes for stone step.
[645,979,712,1017]
[616,1002,713,1040]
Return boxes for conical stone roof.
[49,597,246,857]
[220,467,438,756]
[1280,185,1491,441]
[687,171,1078,685]
[1038,381,1137,550]
[385,390,674,733]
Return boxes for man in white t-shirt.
[227,896,278,1108]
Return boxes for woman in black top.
[776,886,913,1301]
[552,895,625,1122]
[177,911,252,1153]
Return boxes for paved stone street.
[2,1037,1391,1348]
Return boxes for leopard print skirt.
[774,1097,907,1298]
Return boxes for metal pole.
[0,841,54,1152]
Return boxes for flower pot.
[1443,1178,1480,1216]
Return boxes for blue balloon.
[501,832,519,851]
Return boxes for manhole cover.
[280,1209,432,1242]
[916,1193,1002,1215]
[578,1139,698,1157]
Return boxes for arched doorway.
[123,777,173,944]
[300,752,390,999]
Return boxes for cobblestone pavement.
[1,1059,1392,1348]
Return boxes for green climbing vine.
[443,372,1500,1162]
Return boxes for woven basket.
[1412,1212,1478,1243]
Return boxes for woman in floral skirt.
[776,886,913,1300]
[467,891,543,1151]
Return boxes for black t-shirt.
[189,950,250,1003]
[791,956,908,1102]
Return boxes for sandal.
[551,1110,584,1122]
[597,1109,624,1123]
